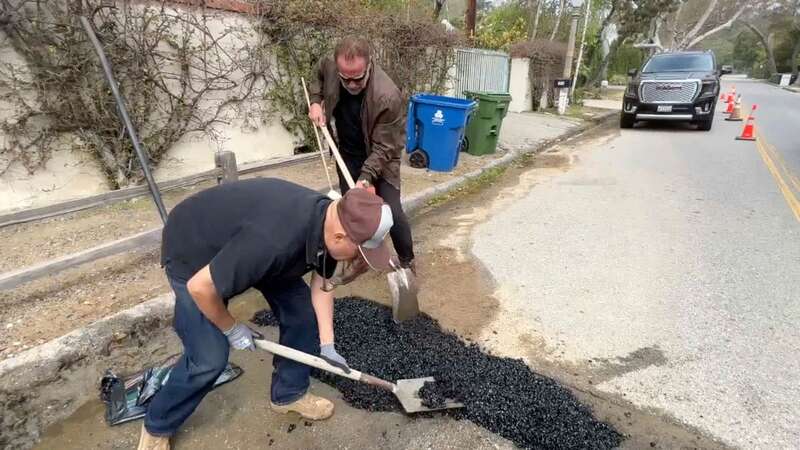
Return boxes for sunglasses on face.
[338,64,370,84]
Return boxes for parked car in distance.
[621,51,732,131]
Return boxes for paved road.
[723,79,800,181]
[472,84,800,448]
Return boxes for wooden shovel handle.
[359,373,397,393]
[253,339,397,393]
[319,126,356,189]
[254,339,362,382]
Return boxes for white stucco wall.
[0,135,110,212]
[508,58,532,113]
[0,9,295,214]
[153,120,295,180]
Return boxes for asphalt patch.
[417,380,456,409]
[252,297,623,449]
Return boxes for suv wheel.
[620,112,636,129]
[697,116,714,131]
[696,103,716,131]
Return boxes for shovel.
[387,261,419,323]
[253,338,462,414]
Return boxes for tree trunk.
[433,0,446,21]
[743,22,778,75]
[465,0,476,40]
[591,37,619,87]
[539,80,549,110]
[550,0,566,41]
[650,16,663,55]
[80,130,128,189]
[666,2,685,50]
[588,5,617,86]
[571,0,592,95]
[528,0,542,40]
[791,37,800,83]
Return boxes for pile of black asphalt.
[252,296,623,449]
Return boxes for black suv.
[621,51,731,131]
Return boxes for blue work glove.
[320,343,350,373]
[223,323,256,351]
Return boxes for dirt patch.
[0,250,167,357]
[318,178,507,339]
[529,152,570,169]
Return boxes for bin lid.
[463,91,512,101]
[410,94,477,110]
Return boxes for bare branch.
[685,4,747,49]
[677,0,718,49]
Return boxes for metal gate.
[449,48,511,98]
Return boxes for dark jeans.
[145,276,318,436]
[337,155,415,264]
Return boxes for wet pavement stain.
[590,346,669,383]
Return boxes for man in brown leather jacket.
[308,36,415,272]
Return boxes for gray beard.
[342,83,364,95]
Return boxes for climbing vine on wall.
[0,0,460,186]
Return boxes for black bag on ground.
[99,355,243,426]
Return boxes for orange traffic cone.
[726,85,736,103]
[724,96,735,114]
[735,105,757,141]
[725,96,743,121]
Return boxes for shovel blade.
[387,268,419,323]
[394,377,463,413]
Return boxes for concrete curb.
[404,110,616,214]
[0,110,616,449]
[0,294,179,449]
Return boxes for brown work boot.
[137,425,170,450]
[270,392,334,420]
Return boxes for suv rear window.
[643,54,714,73]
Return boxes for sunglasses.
[338,64,370,84]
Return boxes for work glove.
[223,323,257,351]
[319,343,350,373]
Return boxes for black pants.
[337,155,414,264]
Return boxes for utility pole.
[466,0,477,41]
[558,12,579,115]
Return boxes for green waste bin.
[462,91,512,156]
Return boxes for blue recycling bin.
[406,94,477,172]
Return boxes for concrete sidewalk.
[583,99,621,110]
